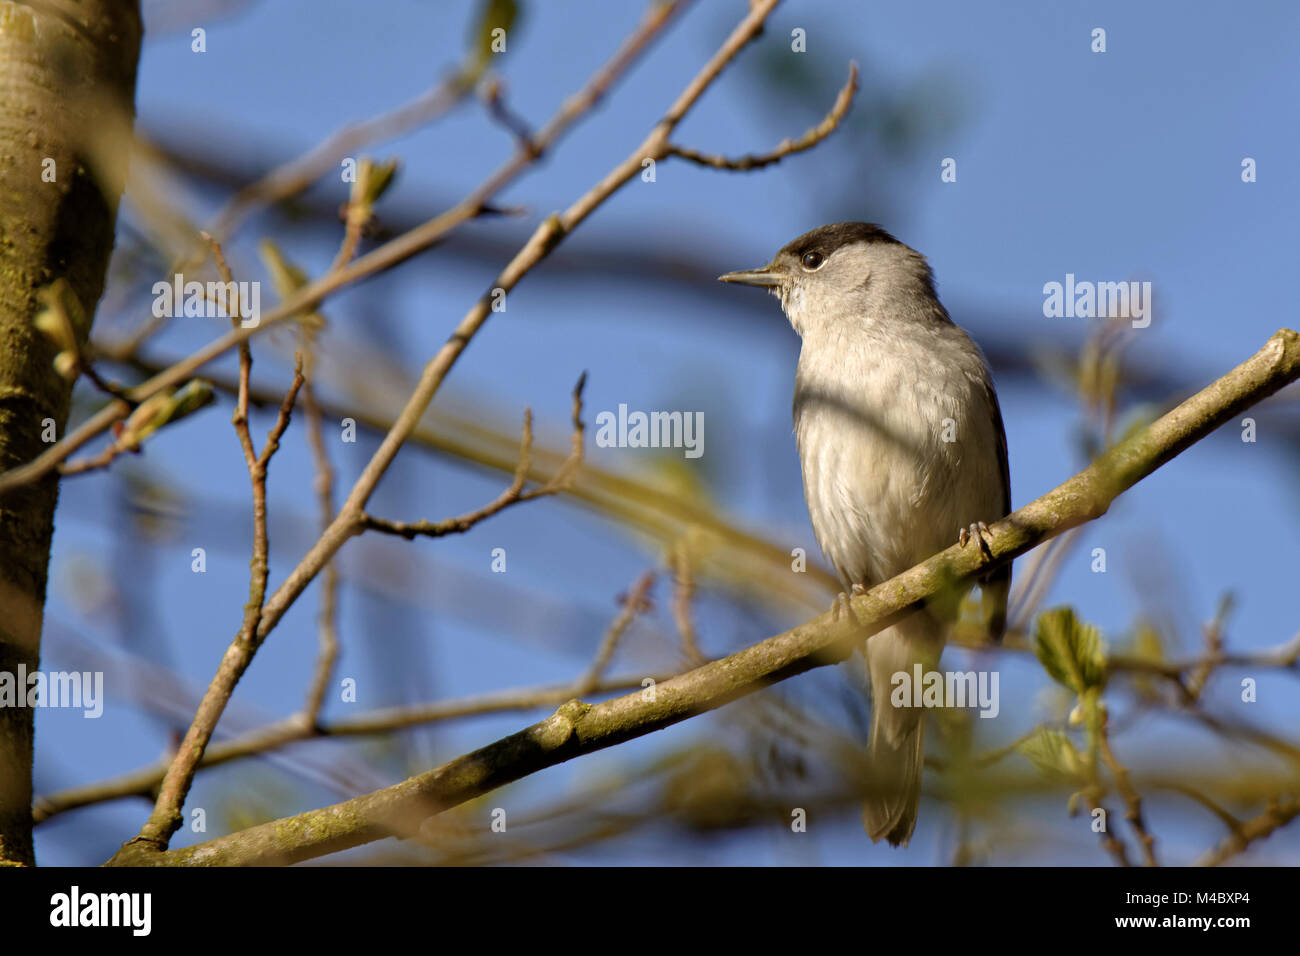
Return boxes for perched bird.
[719,223,1010,846]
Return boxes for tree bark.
[0,0,141,866]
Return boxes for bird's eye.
[801,251,826,271]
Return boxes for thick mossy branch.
[0,0,142,867]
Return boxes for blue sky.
[32,0,1300,865]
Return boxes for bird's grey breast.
[793,321,1004,588]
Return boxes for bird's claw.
[958,521,994,561]
[831,583,868,623]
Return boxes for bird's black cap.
[778,222,902,260]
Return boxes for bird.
[719,223,1010,847]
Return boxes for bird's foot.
[831,583,868,623]
[958,521,995,561]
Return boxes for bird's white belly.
[794,360,1001,588]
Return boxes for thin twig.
[301,371,339,726]
[1107,629,1300,681]
[577,572,656,695]
[1195,796,1300,866]
[1008,528,1081,631]
[1186,593,1233,700]
[482,76,540,158]
[1096,728,1158,866]
[665,62,857,170]
[670,539,705,666]
[1079,692,1135,867]
[203,233,256,469]
[78,363,135,405]
[57,431,132,477]
[362,373,586,539]
[133,352,303,849]
[1157,782,1245,838]
[1088,796,1134,866]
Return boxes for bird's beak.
[717,266,782,288]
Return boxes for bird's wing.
[980,374,1012,641]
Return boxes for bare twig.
[301,370,339,726]
[362,373,586,539]
[1008,528,1081,631]
[205,233,257,470]
[1186,593,1233,700]
[577,572,656,695]
[666,61,858,170]
[136,351,304,848]
[78,363,135,406]
[57,433,131,477]
[1074,785,1133,866]
[1195,796,1300,866]
[1079,694,1135,866]
[1106,628,1300,682]
[670,539,705,666]
[1096,728,1158,866]
[482,76,540,158]
[1157,782,1245,838]
[332,198,369,274]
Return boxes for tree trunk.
[0,0,141,866]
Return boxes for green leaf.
[258,240,325,334]
[258,239,309,297]
[166,379,216,421]
[1034,606,1107,692]
[359,157,399,206]
[1017,727,1084,781]
[120,379,215,449]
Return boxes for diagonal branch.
[108,329,1300,866]
[1195,796,1300,866]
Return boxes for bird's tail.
[861,613,943,847]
